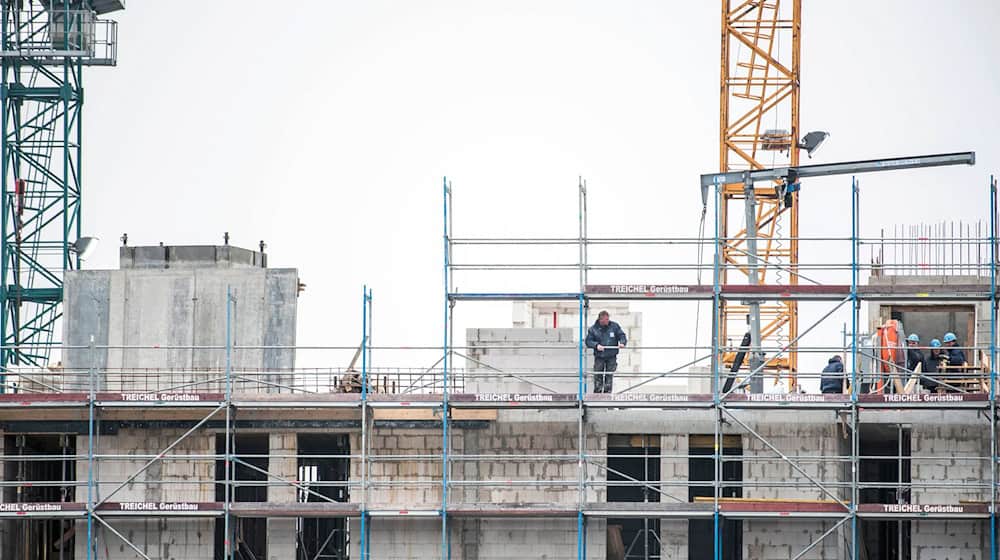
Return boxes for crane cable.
[692,202,708,361]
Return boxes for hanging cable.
[692,202,708,361]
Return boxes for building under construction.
[0,1,999,560]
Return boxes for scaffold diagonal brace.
[93,514,152,560]
[94,402,226,507]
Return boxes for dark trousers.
[593,356,618,393]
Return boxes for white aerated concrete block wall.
[452,417,605,506]
[743,520,841,559]
[911,520,987,559]
[73,429,216,560]
[351,518,605,560]
[907,422,990,558]
[511,302,643,375]
[658,520,688,560]
[740,420,843,501]
[362,428,444,509]
[466,328,579,394]
[736,418,845,559]
[659,434,689,558]
[356,415,607,558]
[911,423,990,504]
[475,518,605,560]
[660,434,689,503]
[349,517,454,559]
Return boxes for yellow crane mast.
[719,0,802,388]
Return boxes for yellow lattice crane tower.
[719,0,808,389]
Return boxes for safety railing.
[0,7,118,65]
[0,342,994,400]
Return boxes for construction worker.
[820,355,845,394]
[585,310,627,393]
[922,338,943,392]
[905,333,925,374]
[943,332,968,368]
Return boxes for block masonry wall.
[909,420,990,558]
[465,328,579,394]
[73,429,215,560]
[41,409,992,559]
[658,434,689,559]
[351,413,607,559]
[512,301,643,376]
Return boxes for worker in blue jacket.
[585,310,627,393]
[820,355,844,394]
[922,338,943,392]
[943,331,968,370]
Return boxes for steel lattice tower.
[719,0,801,387]
[0,0,119,379]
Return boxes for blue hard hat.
[906,333,919,343]
[943,332,957,343]
[930,338,942,348]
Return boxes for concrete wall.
[60,266,298,393]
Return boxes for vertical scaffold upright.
[0,0,119,379]
[361,284,372,560]
[990,175,998,560]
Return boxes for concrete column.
[268,433,297,560]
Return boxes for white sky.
[79,1,1000,380]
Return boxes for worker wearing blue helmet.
[905,333,925,376]
[927,339,943,372]
[922,338,944,392]
[943,332,967,369]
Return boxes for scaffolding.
[0,172,996,560]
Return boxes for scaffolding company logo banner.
[0,502,69,513]
[863,504,985,515]
[450,393,576,405]
[585,284,707,298]
[858,393,986,404]
[466,393,573,402]
[730,393,841,403]
[114,502,207,512]
[103,392,225,403]
[587,393,711,403]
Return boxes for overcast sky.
[78,1,1000,380]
